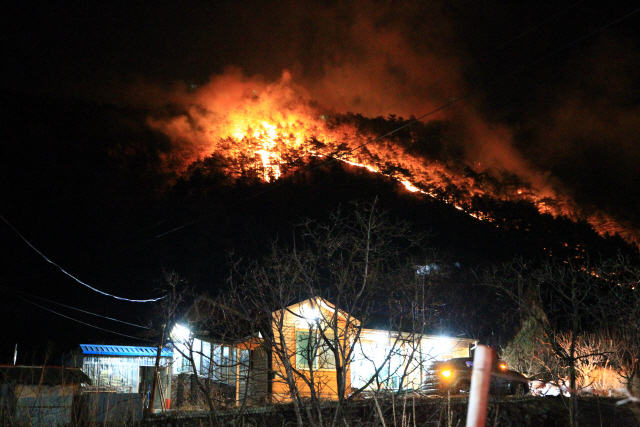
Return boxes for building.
[71,344,173,411]
[171,323,263,408]
[0,365,90,427]
[173,297,476,405]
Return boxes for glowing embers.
[231,122,291,181]
[226,118,320,182]
[399,180,420,193]
[148,68,639,246]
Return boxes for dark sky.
[2,0,640,361]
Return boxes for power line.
[16,296,154,342]
[485,5,640,85]
[150,94,466,236]
[408,0,588,106]
[88,1,601,245]
[476,0,586,62]
[146,3,583,237]
[112,1,591,245]
[154,220,199,239]
[0,214,165,303]
[323,5,640,167]
[153,5,640,239]
[0,285,150,329]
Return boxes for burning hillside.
[149,70,639,247]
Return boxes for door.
[139,366,167,409]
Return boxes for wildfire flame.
[150,71,639,247]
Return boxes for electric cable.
[0,285,150,329]
[70,0,595,246]
[15,296,154,342]
[97,0,591,246]
[321,4,640,169]
[0,214,165,302]
[474,0,586,62]
[152,4,640,237]
[414,0,588,105]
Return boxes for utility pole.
[466,345,494,427]
[145,272,184,417]
[147,322,168,416]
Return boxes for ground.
[143,395,640,426]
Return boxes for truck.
[423,357,529,396]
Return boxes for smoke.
[515,36,640,223]
[296,2,463,118]
[77,0,638,235]
[143,0,552,191]
[146,68,328,172]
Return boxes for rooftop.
[0,365,91,385]
[79,344,172,357]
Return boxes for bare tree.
[556,331,619,391]
[604,329,640,394]
[147,271,188,416]
[602,259,640,395]
[483,258,617,427]
[168,295,262,427]
[223,200,441,427]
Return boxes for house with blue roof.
[69,344,173,410]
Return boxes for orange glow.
[150,71,639,248]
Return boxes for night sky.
[2,0,640,362]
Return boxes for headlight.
[441,370,451,378]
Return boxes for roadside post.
[466,345,494,427]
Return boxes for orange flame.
[150,71,639,247]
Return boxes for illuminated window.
[180,354,191,373]
[296,330,336,370]
[202,341,211,376]
[212,345,237,384]
[318,331,336,369]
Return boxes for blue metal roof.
[80,344,173,357]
